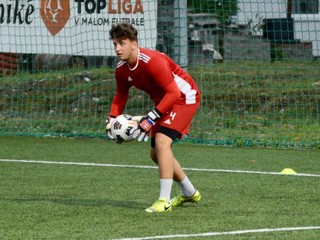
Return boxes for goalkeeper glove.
[131,109,162,142]
[106,116,120,144]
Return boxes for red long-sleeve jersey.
[109,48,200,117]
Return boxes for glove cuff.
[147,109,162,122]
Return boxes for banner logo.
[40,0,70,36]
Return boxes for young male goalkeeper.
[106,22,201,213]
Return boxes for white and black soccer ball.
[110,114,137,143]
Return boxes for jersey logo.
[164,119,171,125]
[128,76,133,81]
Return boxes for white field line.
[1,159,320,239]
[1,159,320,178]
[112,226,320,240]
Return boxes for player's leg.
[153,132,201,207]
[146,103,201,212]
[151,149,188,182]
[172,158,197,196]
[154,133,175,202]
[163,103,201,207]
[147,135,199,211]
[149,137,200,209]
[170,154,201,207]
[145,133,174,213]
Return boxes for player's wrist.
[146,118,155,126]
[147,108,162,123]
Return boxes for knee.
[154,133,173,152]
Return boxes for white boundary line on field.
[1,159,320,177]
[2,159,320,239]
[112,226,320,240]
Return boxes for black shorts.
[150,126,181,148]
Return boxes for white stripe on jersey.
[116,50,150,69]
[117,60,126,68]
[173,73,197,104]
[139,52,151,63]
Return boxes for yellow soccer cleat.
[145,198,172,213]
[170,190,201,207]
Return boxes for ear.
[131,41,138,50]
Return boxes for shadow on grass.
[10,196,145,209]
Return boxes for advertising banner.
[0,0,157,56]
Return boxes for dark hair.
[109,22,138,42]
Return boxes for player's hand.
[132,116,154,142]
[105,116,117,142]
[130,109,161,142]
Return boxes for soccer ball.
[110,114,138,143]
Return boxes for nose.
[114,43,121,52]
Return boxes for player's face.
[112,38,137,64]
